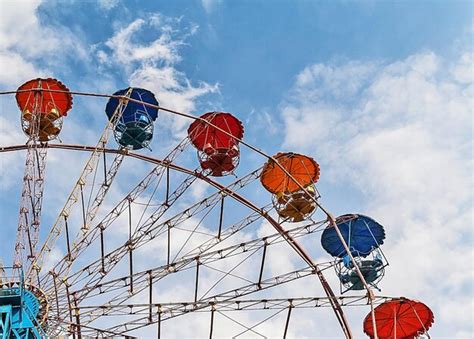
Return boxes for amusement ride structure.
[0,78,434,338]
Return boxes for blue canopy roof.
[321,214,385,258]
[105,87,159,123]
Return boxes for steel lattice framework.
[0,85,413,339]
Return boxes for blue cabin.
[321,214,388,293]
[105,88,159,150]
[337,252,386,292]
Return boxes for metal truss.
[0,86,400,338]
[26,94,132,282]
[13,143,48,285]
[41,138,190,291]
[1,140,357,338]
[76,295,392,318]
[61,221,330,331]
[49,169,265,328]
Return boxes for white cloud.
[0,0,49,87]
[104,16,182,66]
[98,0,119,11]
[0,51,48,87]
[99,14,218,136]
[0,0,88,87]
[0,116,24,190]
[201,0,223,14]
[281,50,473,336]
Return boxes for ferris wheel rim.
[0,87,385,338]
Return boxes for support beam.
[283,304,292,339]
[257,241,267,289]
[209,305,215,339]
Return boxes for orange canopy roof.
[16,78,73,116]
[260,152,320,194]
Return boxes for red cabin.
[188,112,244,177]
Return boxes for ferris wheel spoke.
[180,201,271,259]
[58,151,126,270]
[92,258,332,328]
[55,207,274,309]
[57,217,326,316]
[41,138,191,293]
[60,171,199,290]
[77,266,315,331]
[99,266,326,334]
[53,295,392,338]
[76,294,388,324]
[42,166,204,320]
[27,94,132,282]
[59,167,261,297]
[53,194,326,326]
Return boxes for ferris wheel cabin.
[16,78,73,142]
[261,152,320,222]
[321,214,388,293]
[105,87,159,150]
[188,112,244,177]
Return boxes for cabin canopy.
[260,153,320,194]
[187,112,244,151]
[363,298,434,338]
[16,78,73,116]
[105,87,158,122]
[321,214,385,258]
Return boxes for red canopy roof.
[16,78,73,116]
[363,298,434,338]
[187,112,244,151]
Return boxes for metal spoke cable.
[100,265,335,334]
[218,310,268,339]
[41,138,190,293]
[60,218,329,303]
[200,262,255,285]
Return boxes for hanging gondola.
[105,87,159,150]
[260,152,320,222]
[321,214,388,292]
[187,112,244,177]
[16,78,73,141]
[321,214,385,258]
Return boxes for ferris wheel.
[0,78,435,338]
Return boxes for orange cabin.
[16,78,73,141]
[261,152,320,222]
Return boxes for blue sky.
[0,0,473,338]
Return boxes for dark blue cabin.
[321,214,388,293]
[105,88,159,150]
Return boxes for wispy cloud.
[98,13,218,137]
[0,0,88,86]
[281,49,473,337]
[97,0,119,11]
[201,0,223,14]
[104,15,183,67]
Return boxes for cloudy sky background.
[0,0,472,338]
